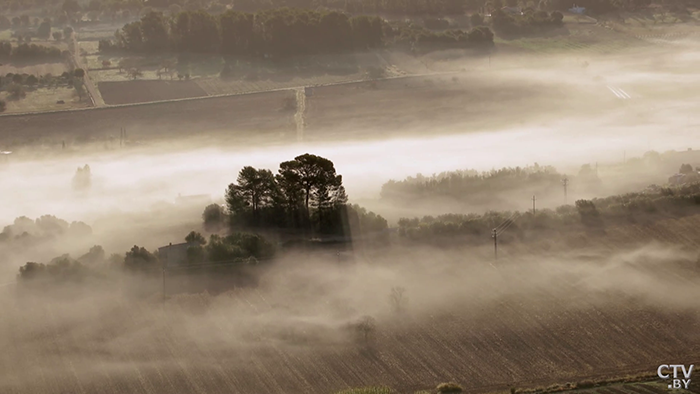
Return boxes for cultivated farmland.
[98,80,209,105]
[0,89,296,147]
[1,222,699,394]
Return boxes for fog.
[1,37,700,393]
[3,43,700,226]
[1,243,698,393]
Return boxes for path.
[71,33,105,107]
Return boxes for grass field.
[2,86,91,113]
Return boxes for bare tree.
[355,315,376,343]
[389,286,408,314]
[128,68,143,80]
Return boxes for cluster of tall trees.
[381,164,575,206]
[0,41,64,60]
[105,8,493,57]
[109,9,385,56]
[223,153,387,236]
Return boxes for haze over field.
[2,11,700,393]
[3,45,700,222]
[1,245,699,394]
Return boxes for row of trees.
[103,8,493,57]
[106,9,385,56]
[1,69,83,89]
[221,153,387,236]
[380,164,594,207]
[397,181,700,246]
[0,41,64,60]
[16,230,273,282]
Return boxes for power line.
[496,212,520,237]
[494,211,518,233]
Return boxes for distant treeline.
[380,164,602,208]
[16,231,272,290]
[0,41,64,60]
[98,9,494,58]
[397,182,700,247]
[0,215,92,244]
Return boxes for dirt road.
[71,34,105,107]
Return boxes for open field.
[302,72,615,141]
[0,89,296,146]
[1,86,91,113]
[195,72,369,96]
[98,80,208,105]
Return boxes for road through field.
[72,33,105,107]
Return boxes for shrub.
[353,315,376,343]
[388,286,408,313]
[576,380,595,389]
[0,99,6,112]
[436,382,463,393]
[202,203,225,231]
[7,83,25,99]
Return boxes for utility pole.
[492,228,498,261]
[162,242,170,306]
[562,177,569,204]
[532,195,537,214]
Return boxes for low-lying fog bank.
[1,244,698,394]
[1,127,695,224]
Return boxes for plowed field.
[2,238,699,394]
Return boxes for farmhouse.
[158,242,200,268]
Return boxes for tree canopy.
[105,8,494,57]
[224,154,385,236]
